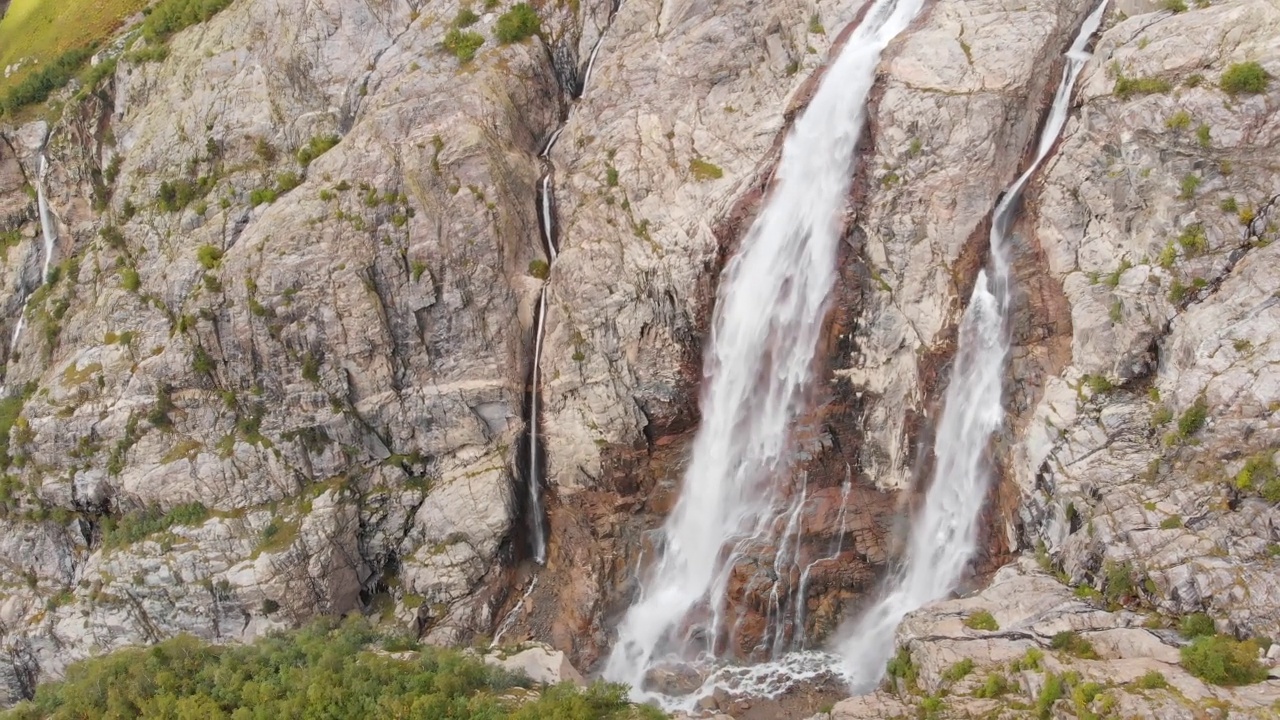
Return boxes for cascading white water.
[7,153,58,354]
[604,0,927,698]
[837,0,1109,691]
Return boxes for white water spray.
[8,153,58,354]
[604,0,928,696]
[836,0,1108,691]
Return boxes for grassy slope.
[0,0,147,95]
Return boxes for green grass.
[0,0,147,99]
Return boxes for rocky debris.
[813,560,1280,719]
[483,642,586,686]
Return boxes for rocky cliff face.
[2,0,1279,716]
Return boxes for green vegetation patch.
[1114,73,1172,99]
[140,0,236,45]
[1050,631,1100,659]
[101,502,209,549]
[443,28,485,64]
[964,610,1000,631]
[495,3,541,44]
[1220,61,1270,96]
[689,157,724,181]
[0,0,146,103]
[2,617,664,719]
[296,134,340,167]
[1179,613,1216,639]
[1180,635,1269,685]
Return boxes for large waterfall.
[604,0,927,697]
[836,0,1109,690]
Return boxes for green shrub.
[885,646,918,688]
[1135,670,1168,689]
[1114,74,1172,99]
[249,188,278,207]
[296,135,340,167]
[964,610,1000,631]
[1050,631,1100,659]
[454,7,480,28]
[1234,452,1278,500]
[1180,613,1216,639]
[1177,224,1208,255]
[941,658,974,682]
[1175,396,1209,439]
[275,172,302,194]
[1180,635,1268,685]
[195,245,223,270]
[1036,673,1065,719]
[1165,110,1192,130]
[974,673,1010,698]
[1178,173,1201,200]
[1162,0,1188,11]
[495,3,541,44]
[4,617,659,719]
[142,0,237,45]
[102,502,209,548]
[1220,61,1270,96]
[120,267,141,292]
[126,45,170,64]
[443,28,485,63]
[1103,561,1137,606]
[0,385,34,469]
[528,259,550,279]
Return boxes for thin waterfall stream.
[521,0,625,566]
[603,0,928,707]
[7,152,58,356]
[836,0,1109,691]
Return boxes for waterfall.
[521,1,625,565]
[7,153,58,355]
[603,0,928,698]
[836,0,1109,691]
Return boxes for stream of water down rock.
[603,0,1110,710]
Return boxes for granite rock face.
[2,0,1280,715]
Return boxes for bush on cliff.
[1,617,663,719]
[495,4,541,44]
[141,0,236,44]
[1180,635,1269,686]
